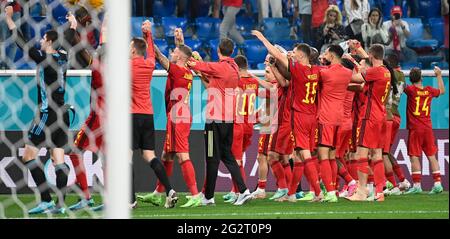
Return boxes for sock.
[312,156,320,177]
[270,161,287,189]
[257,180,266,190]
[180,160,198,196]
[304,158,321,196]
[348,160,359,180]
[385,172,398,187]
[283,162,293,188]
[392,160,406,182]
[338,164,353,184]
[150,158,173,196]
[155,160,174,193]
[358,158,369,174]
[288,162,304,195]
[319,159,334,192]
[329,159,338,190]
[373,160,385,194]
[412,172,421,188]
[432,171,441,184]
[368,174,374,184]
[69,153,90,200]
[25,160,52,203]
[55,163,70,207]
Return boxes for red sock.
[319,159,334,192]
[329,159,338,190]
[257,180,267,189]
[412,172,422,184]
[385,172,397,187]
[312,156,320,177]
[69,153,90,200]
[180,160,198,195]
[338,164,353,184]
[432,171,441,183]
[288,162,304,195]
[358,158,369,174]
[373,160,385,193]
[156,160,174,193]
[239,164,247,183]
[348,160,358,180]
[270,161,287,189]
[392,163,406,182]
[305,158,321,196]
[283,162,293,188]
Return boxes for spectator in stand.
[362,8,388,51]
[344,0,369,43]
[311,0,329,49]
[317,5,346,53]
[292,0,313,45]
[219,0,245,45]
[258,0,282,24]
[0,0,21,69]
[406,0,419,17]
[442,0,449,62]
[383,5,417,63]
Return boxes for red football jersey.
[236,76,259,124]
[405,85,440,130]
[289,60,321,114]
[164,63,193,117]
[359,66,391,122]
[317,64,353,125]
[90,58,105,113]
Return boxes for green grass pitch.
[1,192,448,219]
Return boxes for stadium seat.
[431,61,449,70]
[256,63,266,70]
[418,0,441,23]
[161,17,188,38]
[153,0,176,17]
[184,39,202,52]
[131,17,155,37]
[236,17,255,39]
[417,55,444,69]
[28,17,52,40]
[243,40,268,68]
[274,40,296,51]
[46,0,68,21]
[208,39,237,61]
[262,18,290,42]
[403,18,423,42]
[154,39,170,57]
[428,18,445,45]
[400,61,422,69]
[195,17,221,42]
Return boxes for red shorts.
[317,123,339,148]
[335,127,352,158]
[349,117,361,152]
[242,123,254,152]
[258,133,271,155]
[74,111,103,153]
[358,119,384,149]
[407,128,437,157]
[232,123,245,160]
[292,111,317,151]
[391,114,401,145]
[269,121,294,155]
[382,120,393,154]
[164,115,191,153]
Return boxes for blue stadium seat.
[429,18,445,45]
[262,18,290,42]
[161,17,188,38]
[418,0,441,22]
[154,39,169,56]
[400,61,422,69]
[46,0,68,21]
[153,0,176,17]
[184,39,202,52]
[236,17,255,39]
[28,17,52,40]
[131,17,155,37]
[208,39,237,61]
[195,17,221,41]
[256,63,266,70]
[431,61,449,70]
[403,18,423,42]
[407,39,439,50]
[243,40,268,68]
[274,40,296,51]
[417,55,443,69]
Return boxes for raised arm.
[434,66,446,95]
[154,43,170,70]
[174,28,185,47]
[142,20,155,66]
[64,12,93,68]
[252,30,288,69]
[270,65,289,87]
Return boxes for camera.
[394,13,401,20]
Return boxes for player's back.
[289,62,321,114]
[405,85,441,130]
[360,66,390,122]
[317,64,352,125]
[236,76,259,124]
[131,55,155,114]
[164,63,193,115]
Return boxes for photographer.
[317,5,346,53]
[383,5,417,63]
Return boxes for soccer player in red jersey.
[252,30,297,201]
[136,28,201,207]
[130,20,178,208]
[403,67,445,195]
[187,38,252,206]
[316,45,353,202]
[347,43,392,202]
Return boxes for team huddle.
[3,4,445,214]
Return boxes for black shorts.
[27,109,70,148]
[132,114,155,150]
